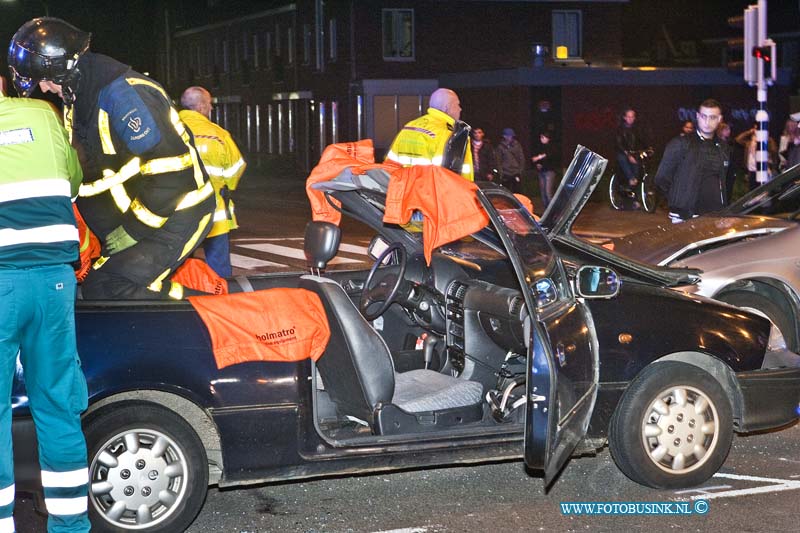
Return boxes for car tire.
[609,361,733,489]
[717,290,793,352]
[85,403,209,533]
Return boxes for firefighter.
[0,90,90,532]
[179,86,247,278]
[8,17,216,299]
[385,88,474,181]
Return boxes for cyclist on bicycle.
[615,107,649,188]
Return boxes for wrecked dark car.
[12,145,800,533]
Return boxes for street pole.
[755,0,769,185]
[751,0,778,185]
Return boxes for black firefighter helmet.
[7,17,90,101]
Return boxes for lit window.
[382,9,414,61]
[552,10,582,59]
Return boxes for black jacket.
[72,53,212,242]
[655,132,731,219]
[471,139,497,179]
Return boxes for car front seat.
[299,273,484,435]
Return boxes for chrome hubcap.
[641,385,719,474]
[90,428,187,529]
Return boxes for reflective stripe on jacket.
[0,95,81,268]
[385,108,474,181]
[178,109,247,237]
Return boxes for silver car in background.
[611,165,800,353]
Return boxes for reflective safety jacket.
[178,109,246,237]
[0,94,82,268]
[385,107,474,181]
[69,53,213,250]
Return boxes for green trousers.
[0,264,89,533]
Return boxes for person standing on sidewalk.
[496,128,525,193]
[655,99,731,223]
[531,130,560,210]
[180,86,247,278]
[470,127,497,181]
[0,88,90,532]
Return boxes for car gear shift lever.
[423,334,441,370]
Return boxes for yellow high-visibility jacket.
[385,107,474,181]
[179,110,247,237]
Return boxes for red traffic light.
[753,46,771,62]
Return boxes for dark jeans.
[538,170,556,211]
[616,153,640,185]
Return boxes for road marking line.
[232,237,303,242]
[674,485,732,495]
[677,473,800,501]
[237,243,361,263]
[338,243,369,254]
[714,472,798,484]
[230,253,287,269]
[373,527,428,533]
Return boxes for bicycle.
[608,148,658,213]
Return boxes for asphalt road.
[185,422,800,532]
[16,421,800,532]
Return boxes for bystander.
[655,99,731,223]
[531,131,560,210]
[471,127,497,181]
[496,128,525,193]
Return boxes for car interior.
[293,183,543,445]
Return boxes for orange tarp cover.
[74,204,100,283]
[306,139,373,225]
[189,288,330,369]
[172,258,229,295]
[383,165,490,264]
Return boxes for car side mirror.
[576,265,620,298]
[367,235,391,261]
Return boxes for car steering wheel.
[359,243,407,321]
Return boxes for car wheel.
[609,361,733,489]
[717,290,793,352]
[85,403,208,533]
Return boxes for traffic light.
[743,5,759,84]
[753,40,777,83]
[726,15,744,75]
[753,46,771,62]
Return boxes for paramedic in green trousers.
[0,88,90,531]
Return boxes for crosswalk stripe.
[230,253,287,269]
[338,243,369,254]
[237,243,362,264]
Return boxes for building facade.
[159,0,627,171]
